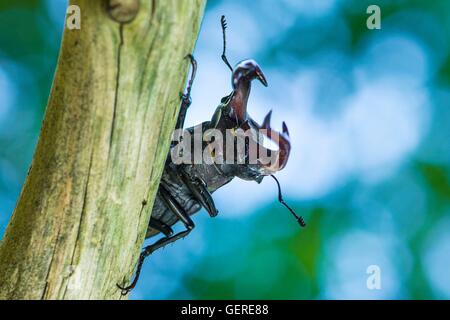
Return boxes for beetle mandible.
[118,16,305,295]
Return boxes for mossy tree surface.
[0,0,205,300]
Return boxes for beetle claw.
[282,121,290,138]
[117,283,132,296]
[262,110,272,130]
[256,114,291,173]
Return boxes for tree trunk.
[0,0,205,300]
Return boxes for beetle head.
[232,59,268,89]
[215,60,291,178]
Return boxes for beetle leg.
[159,184,196,231]
[179,170,218,217]
[148,218,174,237]
[175,54,197,130]
[117,185,195,295]
[117,229,191,296]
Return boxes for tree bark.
[0,0,205,300]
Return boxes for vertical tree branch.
[0,0,205,299]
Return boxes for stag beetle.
[118,16,305,295]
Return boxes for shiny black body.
[117,16,298,295]
[147,126,234,239]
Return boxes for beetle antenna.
[270,175,306,227]
[220,15,234,72]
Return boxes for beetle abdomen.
[145,166,202,238]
